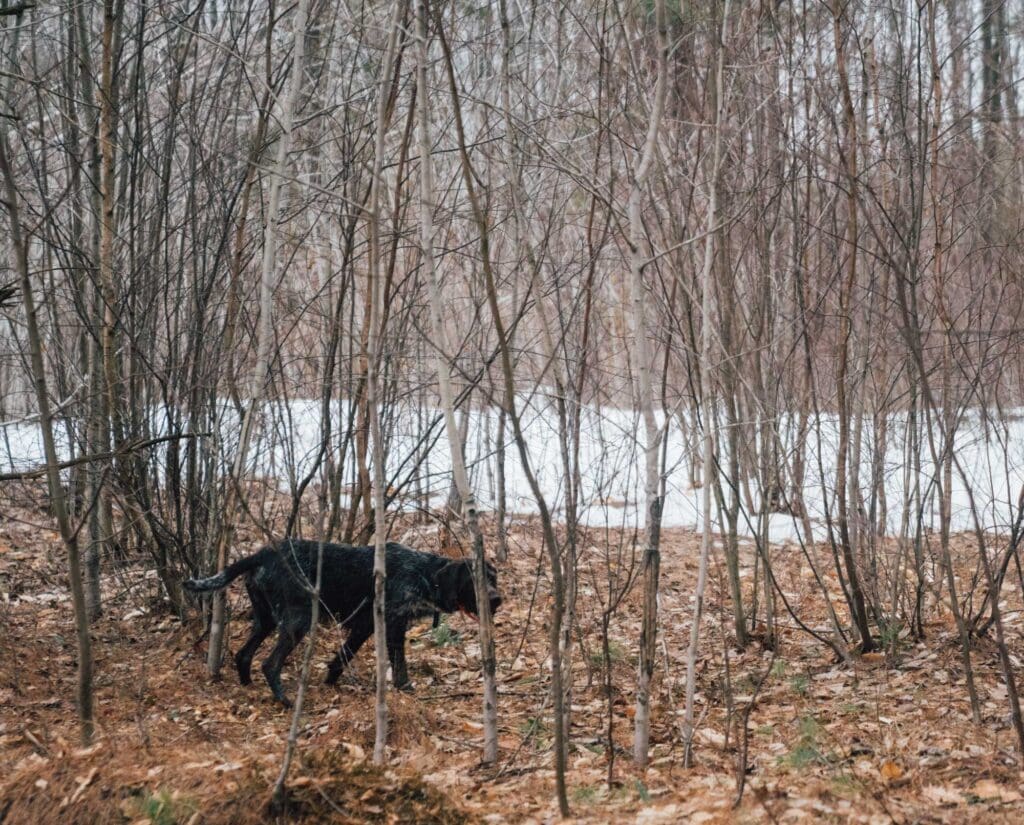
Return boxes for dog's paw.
[394,681,414,694]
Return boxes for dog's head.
[433,558,502,619]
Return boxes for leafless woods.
[2,0,1024,812]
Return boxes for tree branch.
[0,2,35,16]
[0,433,208,482]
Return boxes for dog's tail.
[183,548,270,593]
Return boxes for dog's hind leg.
[260,613,310,707]
[325,613,372,685]
[235,584,276,685]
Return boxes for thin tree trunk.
[831,0,874,652]
[495,406,508,562]
[630,0,668,768]
[98,0,123,450]
[433,11,568,813]
[416,0,498,762]
[683,0,730,767]
[88,0,125,622]
[273,522,327,802]
[207,0,311,676]
[928,0,981,724]
[367,0,405,765]
[1,128,94,746]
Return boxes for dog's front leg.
[386,619,412,691]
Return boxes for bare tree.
[629,0,668,769]
[434,7,570,812]
[416,0,499,763]
[0,126,94,746]
[366,0,406,764]
[206,0,313,678]
[684,0,731,767]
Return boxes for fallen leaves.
[3,520,1024,823]
[969,779,1023,804]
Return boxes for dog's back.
[248,539,454,625]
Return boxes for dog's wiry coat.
[184,539,501,705]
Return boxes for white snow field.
[3,399,1023,544]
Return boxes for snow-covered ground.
[3,400,1023,543]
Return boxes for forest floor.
[2,499,1024,823]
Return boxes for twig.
[22,727,48,755]
[0,281,17,306]
[0,432,209,482]
[734,646,778,809]
[0,3,34,17]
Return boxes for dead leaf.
[696,728,726,748]
[62,766,97,807]
[341,741,366,761]
[636,804,680,824]
[921,785,962,806]
[971,779,1022,802]
[880,760,903,781]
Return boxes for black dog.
[183,539,501,706]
